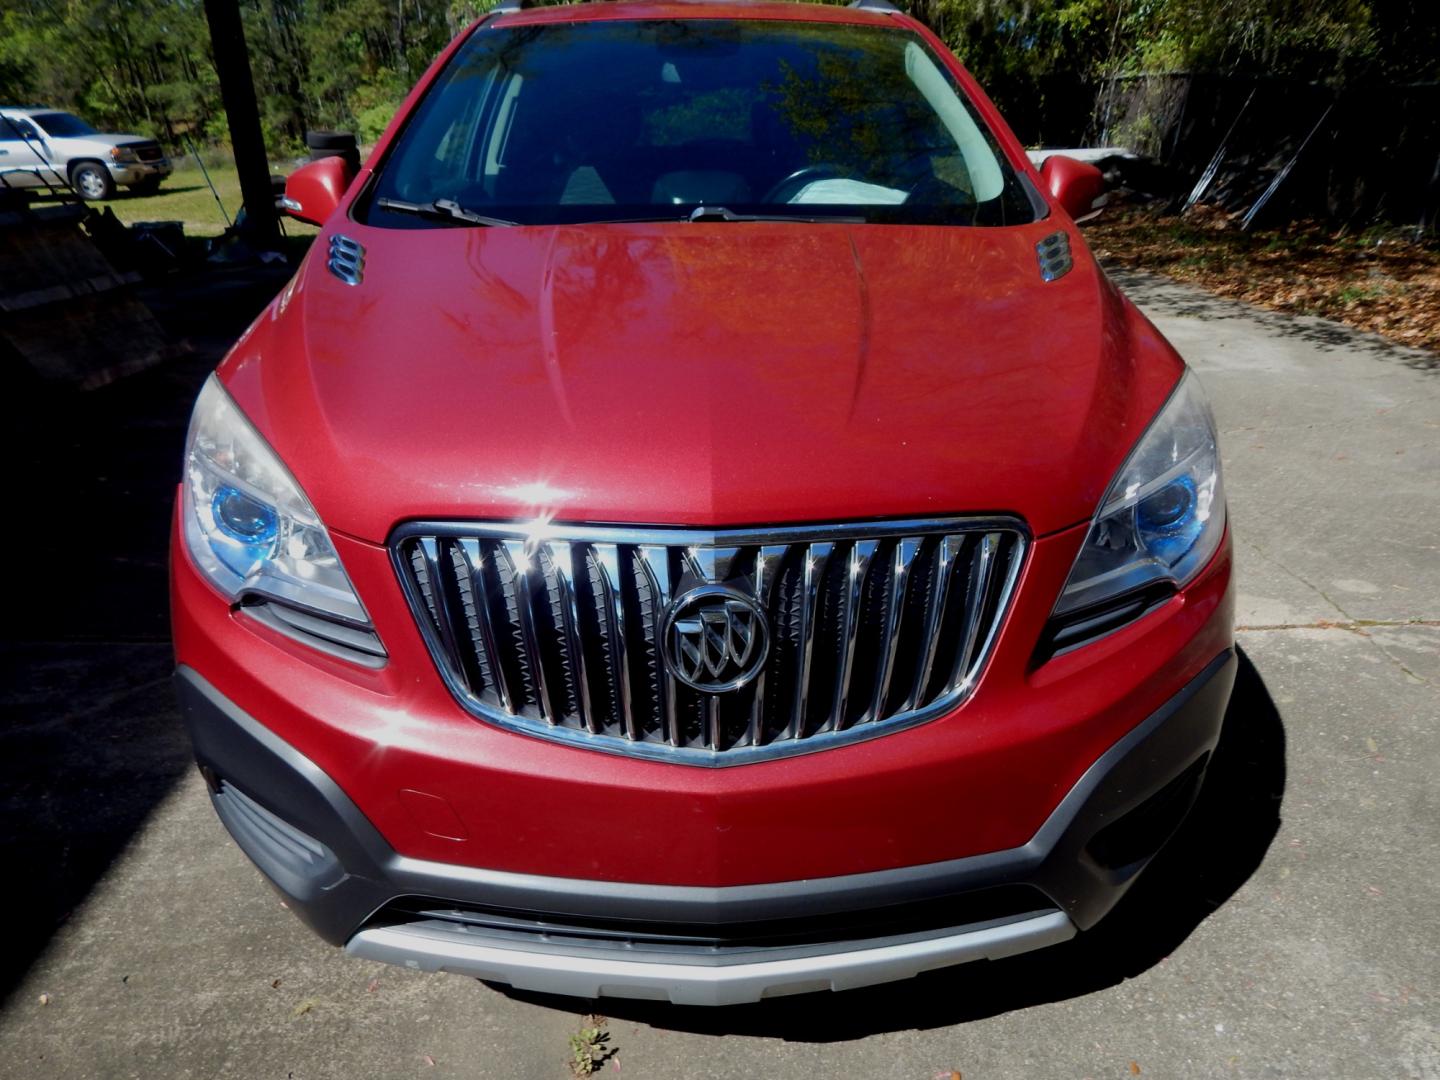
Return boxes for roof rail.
[848,0,901,10]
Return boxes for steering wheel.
[762,162,853,205]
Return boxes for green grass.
[98,164,317,239]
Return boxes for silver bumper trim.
[345,910,1076,1006]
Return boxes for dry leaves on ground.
[1085,206,1440,355]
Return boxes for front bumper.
[175,645,1235,1004]
[110,160,172,184]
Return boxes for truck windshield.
[33,112,98,138]
[365,18,1038,227]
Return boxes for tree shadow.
[1106,268,1438,372]
[495,648,1285,1038]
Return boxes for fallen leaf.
[291,998,317,1018]
[1130,1063,1142,1076]
[422,1055,436,1067]
[271,979,282,989]
[38,993,51,1006]
[367,978,380,993]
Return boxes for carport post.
[202,0,280,248]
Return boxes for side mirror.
[1039,155,1107,221]
[282,155,356,226]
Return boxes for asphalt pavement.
[0,268,1436,1079]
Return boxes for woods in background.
[1,0,1436,209]
[0,0,483,150]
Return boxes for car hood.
[223,220,1184,543]
[51,132,156,150]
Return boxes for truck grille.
[392,518,1025,764]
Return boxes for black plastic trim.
[1034,581,1177,663]
[239,598,388,668]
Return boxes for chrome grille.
[392,519,1026,765]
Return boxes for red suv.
[172,0,1234,1006]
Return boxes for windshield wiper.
[686,205,865,224]
[375,196,517,227]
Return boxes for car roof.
[489,0,901,29]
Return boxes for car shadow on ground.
[495,648,1286,1039]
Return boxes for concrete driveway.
[2,269,1437,1079]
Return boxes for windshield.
[364,19,1038,227]
[32,112,98,138]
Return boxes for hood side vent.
[327,234,365,286]
[1036,231,1073,282]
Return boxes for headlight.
[110,146,138,163]
[1052,370,1225,621]
[181,374,370,627]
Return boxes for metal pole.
[202,0,280,248]
[1241,103,1335,231]
[183,134,232,228]
[1184,88,1256,213]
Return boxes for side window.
[1,116,38,141]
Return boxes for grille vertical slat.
[455,538,510,711]
[904,535,960,714]
[705,696,722,751]
[868,537,921,724]
[949,532,1000,691]
[500,539,556,723]
[746,544,787,749]
[591,543,636,739]
[787,542,833,739]
[395,519,1025,765]
[417,538,466,679]
[635,545,680,746]
[547,541,596,733]
[827,538,878,733]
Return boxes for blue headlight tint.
[209,486,279,576]
[213,486,279,545]
[1137,476,1196,532]
[1137,476,1201,562]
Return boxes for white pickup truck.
[0,107,172,200]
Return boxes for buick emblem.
[661,585,769,693]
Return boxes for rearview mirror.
[282,156,356,227]
[1039,155,1107,221]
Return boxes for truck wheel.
[70,161,115,201]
